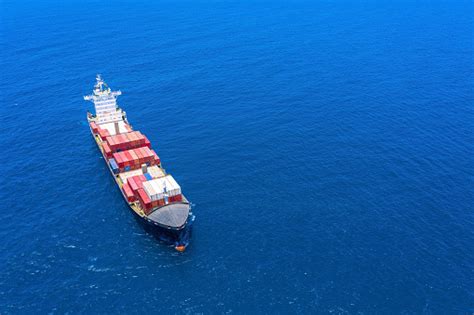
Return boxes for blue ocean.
[1,0,473,313]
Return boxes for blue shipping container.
[109,159,119,174]
[144,173,152,181]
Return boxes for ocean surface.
[1,0,473,313]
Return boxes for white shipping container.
[143,181,158,201]
[143,175,181,201]
[148,166,165,179]
[165,175,181,196]
[150,180,164,201]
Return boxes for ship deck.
[90,122,191,228]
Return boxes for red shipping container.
[107,135,115,147]
[98,128,109,140]
[129,149,139,162]
[136,131,144,140]
[127,132,136,143]
[133,148,142,160]
[134,147,144,163]
[137,188,152,212]
[130,176,144,192]
[124,151,133,165]
[111,135,118,147]
[120,152,127,166]
[150,199,165,209]
[143,147,155,165]
[138,148,148,161]
[117,134,126,150]
[103,142,112,158]
[113,152,123,166]
[128,175,147,192]
[126,133,135,146]
[135,147,143,160]
[90,122,99,133]
[131,133,139,148]
[105,131,152,153]
[122,182,136,202]
[136,132,145,145]
[138,150,148,165]
[170,195,183,202]
[140,146,150,158]
[120,152,128,168]
[113,148,157,171]
[117,151,125,164]
[151,150,160,165]
[128,176,138,192]
[123,133,131,144]
[142,151,150,165]
[144,136,151,148]
[146,146,154,157]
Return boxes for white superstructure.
[84,74,123,125]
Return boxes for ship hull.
[133,211,193,247]
[89,123,193,249]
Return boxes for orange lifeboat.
[175,245,186,252]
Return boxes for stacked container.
[98,127,110,140]
[103,142,112,158]
[150,150,161,165]
[119,169,144,184]
[148,166,165,179]
[105,131,150,153]
[127,175,147,193]
[137,189,152,214]
[111,147,158,172]
[90,121,99,134]
[122,182,136,202]
[144,137,151,148]
[143,175,182,203]
[109,159,119,174]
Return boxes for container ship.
[84,75,194,252]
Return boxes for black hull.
[131,205,194,248]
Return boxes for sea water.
[1,0,473,313]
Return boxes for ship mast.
[84,74,123,125]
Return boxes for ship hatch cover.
[147,203,190,228]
